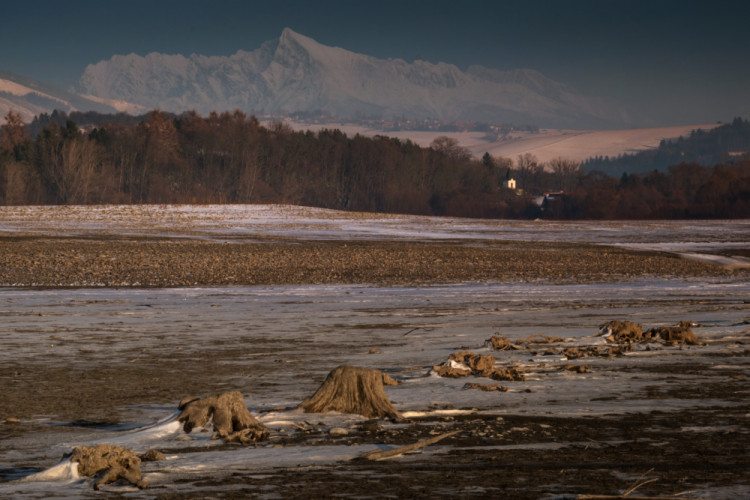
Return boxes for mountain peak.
[75,29,633,128]
[279,27,313,45]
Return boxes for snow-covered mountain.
[77,28,633,129]
[0,70,120,122]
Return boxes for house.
[502,169,516,190]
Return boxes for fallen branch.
[359,430,459,461]
[623,468,657,496]
[576,496,710,500]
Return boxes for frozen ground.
[0,205,748,498]
[1,204,749,263]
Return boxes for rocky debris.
[488,367,526,382]
[464,382,509,392]
[466,354,496,375]
[599,320,645,343]
[563,346,625,359]
[516,334,565,344]
[486,334,514,351]
[139,449,166,462]
[361,420,382,433]
[177,391,269,443]
[434,362,472,378]
[434,361,472,378]
[299,365,402,419]
[600,319,704,346]
[436,352,526,381]
[328,427,349,437]
[224,427,272,445]
[647,321,704,346]
[70,444,146,490]
[563,364,588,373]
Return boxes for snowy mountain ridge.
[77,28,633,129]
[0,70,118,122]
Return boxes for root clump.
[647,321,704,345]
[598,320,645,343]
[70,444,146,490]
[436,352,525,381]
[486,334,514,351]
[600,320,704,346]
[177,391,269,443]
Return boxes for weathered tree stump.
[70,444,146,490]
[299,365,402,419]
[177,391,269,442]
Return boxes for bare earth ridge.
[0,237,740,288]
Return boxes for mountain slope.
[77,28,632,129]
[0,70,118,122]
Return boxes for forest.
[1,109,748,219]
[582,117,750,176]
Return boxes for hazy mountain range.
[3,28,636,129]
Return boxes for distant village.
[281,111,540,139]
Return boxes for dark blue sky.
[2,0,749,126]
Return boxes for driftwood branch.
[359,430,459,461]
[576,496,709,500]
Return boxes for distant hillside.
[76,28,635,130]
[582,118,750,175]
[0,70,118,122]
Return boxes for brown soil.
[0,236,744,288]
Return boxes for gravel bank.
[0,237,743,287]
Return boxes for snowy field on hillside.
[2,204,749,266]
[280,121,719,163]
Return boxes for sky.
[1,0,749,127]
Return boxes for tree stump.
[70,444,146,490]
[299,365,402,419]
[177,391,269,442]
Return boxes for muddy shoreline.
[1,236,749,498]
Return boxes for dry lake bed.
[1,205,748,499]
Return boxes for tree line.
[1,109,748,219]
[582,117,750,176]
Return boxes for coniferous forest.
[1,110,749,219]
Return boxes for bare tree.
[430,136,471,163]
[59,138,97,204]
[515,153,543,188]
[548,157,580,192]
[0,111,29,157]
